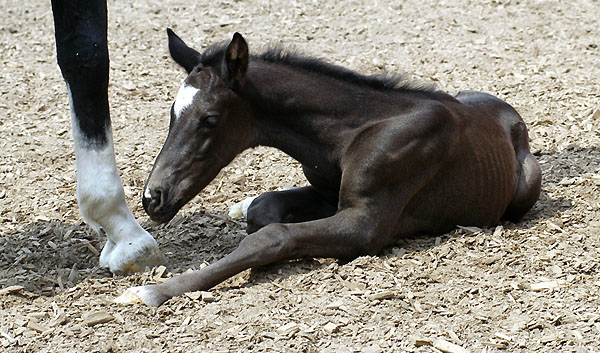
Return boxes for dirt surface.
[1,0,600,351]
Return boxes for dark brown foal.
[120,31,540,306]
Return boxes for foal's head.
[143,30,253,223]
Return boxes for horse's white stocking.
[68,86,164,274]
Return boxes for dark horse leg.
[246,186,338,234]
[51,0,163,274]
[502,121,542,221]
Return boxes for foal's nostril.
[144,187,166,214]
[153,188,164,209]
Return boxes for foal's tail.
[502,121,542,221]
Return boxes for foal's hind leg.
[503,122,542,221]
[245,186,338,234]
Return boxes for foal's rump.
[454,90,541,222]
[454,91,541,219]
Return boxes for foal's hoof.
[100,237,165,275]
[115,285,168,307]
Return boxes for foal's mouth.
[147,210,178,224]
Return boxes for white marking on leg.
[228,195,258,219]
[228,187,298,219]
[173,82,199,119]
[67,84,163,273]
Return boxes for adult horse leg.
[245,186,338,234]
[51,0,164,274]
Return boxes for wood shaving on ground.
[1,0,599,351]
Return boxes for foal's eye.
[203,115,220,129]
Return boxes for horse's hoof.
[100,235,165,275]
[99,240,115,269]
[114,285,168,307]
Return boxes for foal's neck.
[243,61,401,168]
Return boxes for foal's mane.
[258,48,426,93]
[199,42,441,96]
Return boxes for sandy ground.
[1,0,600,351]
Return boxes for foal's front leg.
[119,204,387,306]
[245,186,338,233]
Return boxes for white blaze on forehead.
[173,83,200,119]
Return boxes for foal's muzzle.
[143,187,176,223]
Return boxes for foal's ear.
[224,32,249,88]
[167,28,201,73]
